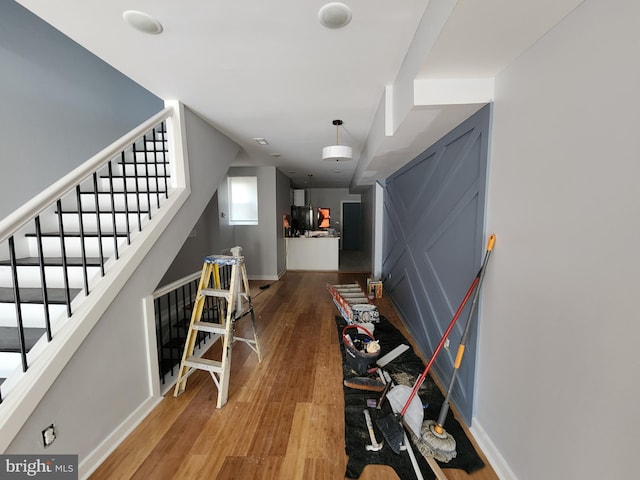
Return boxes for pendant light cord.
[332,119,343,146]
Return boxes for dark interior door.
[342,202,361,250]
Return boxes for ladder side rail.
[240,262,263,362]
[216,260,239,408]
[173,263,213,396]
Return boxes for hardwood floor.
[90,271,499,480]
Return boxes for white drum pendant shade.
[323,119,352,161]
[322,144,353,161]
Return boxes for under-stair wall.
[4,106,241,476]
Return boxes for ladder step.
[192,321,225,334]
[201,288,231,299]
[184,356,222,373]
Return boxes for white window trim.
[228,176,258,225]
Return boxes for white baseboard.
[248,275,279,281]
[79,395,162,480]
[470,419,518,480]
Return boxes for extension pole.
[433,234,495,436]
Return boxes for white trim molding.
[79,395,162,479]
[470,419,519,480]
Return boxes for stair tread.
[55,209,151,214]
[25,231,128,237]
[0,286,81,304]
[117,160,169,165]
[160,358,179,374]
[78,190,168,195]
[0,326,46,353]
[100,174,170,179]
[163,337,186,348]
[0,256,105,267]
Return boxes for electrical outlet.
[42,424,56,448]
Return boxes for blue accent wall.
[382,104,491,424]
[0,1,163,219]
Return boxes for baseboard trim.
[470,419,518,480]
[79,395,162,479]
[247,274,279,281]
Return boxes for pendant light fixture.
[322,119,353,161]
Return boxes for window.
[228,176,258,225]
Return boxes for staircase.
[0,108,177,403]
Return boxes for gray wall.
[275,169,292,277]
[360,186,374,262]
[306,188,361,242]
[0,1,162,219]
[7,107,240,461]
[478,0,640,478]
[158,191,221,286]
[217,166,281,280]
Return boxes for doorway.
[341,202,361,250]
[339,202,368,272]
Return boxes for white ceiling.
[18,0,583,190]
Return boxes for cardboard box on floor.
[367,278,383,298]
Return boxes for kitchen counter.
[286,236,339,271]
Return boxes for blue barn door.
[382,105,490,424]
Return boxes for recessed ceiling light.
[253,137,269,145]
[123,10,163,34]
[318,2,352,29]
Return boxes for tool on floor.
[173,247,262,408]
[417,234,495,463]
[327,282,376,324]
[342,324,380,375]
[363,409,384,452]
[344,377,386,392]
[376,343,410,367]
[377,368,426,479]
[376,254,485,454]
[376,376,393,409]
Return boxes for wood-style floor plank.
[90,271,499,480]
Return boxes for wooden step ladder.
[173,246,262,408]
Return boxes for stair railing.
[0,106,177,403]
